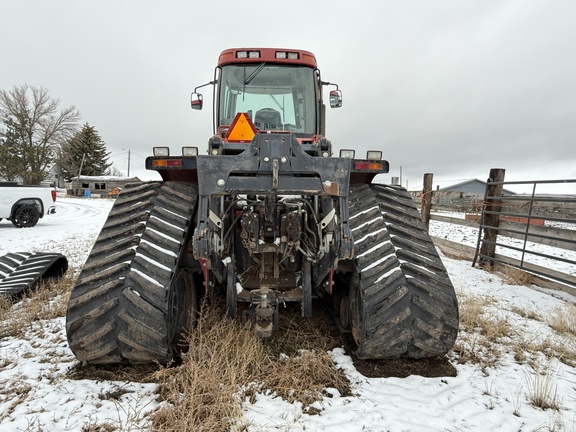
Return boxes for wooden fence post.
[479,168,506,266]
[421,173,433,229]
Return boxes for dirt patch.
[68,363,160,383]
[276,303,458,379]
[350,352,457,378]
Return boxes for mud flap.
[0,252,68,296]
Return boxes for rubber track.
[0,252,68,296]
[66,182,197,364]
[349,184,458,359]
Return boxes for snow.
[428,211,576,277]
[0,196,113,269]
[1,197,576,431]
[245,352,569,431]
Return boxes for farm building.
[67,175,140,197]
[410,178,516,210]
[438,179,516,195]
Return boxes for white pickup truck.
[0,182,57,227]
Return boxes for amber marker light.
[355,161,384,170]
[152,159,183,167]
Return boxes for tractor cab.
[191,48,342,145]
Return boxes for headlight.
[366,150,382,160]
[340,149,355,158]
[182,146,198,156]
[153,147,169,157]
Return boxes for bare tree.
[107,165,125,177]
[0,85,80,185]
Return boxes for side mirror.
[191,92,203,110]
[329,90,342,108]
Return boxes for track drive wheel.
[346,184,458,359]
[66,181,198,364]
[170,268,199,351]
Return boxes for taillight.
[355,161,384,170]
[51,190,57,202]
[152,159,183,167]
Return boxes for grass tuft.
[526,362,562,411]
[548,304,576,337]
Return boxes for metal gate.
[472,169,576,289]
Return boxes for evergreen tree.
[60,123,112,181]
[0,119,27,181]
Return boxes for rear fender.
[11,199,44,219]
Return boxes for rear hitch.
[243,287,279,338]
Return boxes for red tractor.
[66,48,458,364]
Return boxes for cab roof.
[217,48,317,69]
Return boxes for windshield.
[217,64,317,135]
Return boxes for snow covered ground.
[1,197,575,431]
[428,210,576,278]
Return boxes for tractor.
[66,48,458,364]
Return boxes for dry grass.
[0,271,75,339]
[526,362,563,411]
[151,300,349,431]
[152,303,265,431]
[548,304,576,337]
[263,349,349,407]
[0,378,33,422]
[81,420,116,432]
[498,265,534,286]
[452,289,576,373]
[510,306,541,321]
[451,293,512,369]
[507,303,576,369]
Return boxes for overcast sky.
[1,0,575,193]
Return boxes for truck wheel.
[12,205,40,228]
[66,182,199,364]
[346,184,458,359]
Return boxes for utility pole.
[123,149,131,177]
[76,153,86,196]
[77,153,85,179]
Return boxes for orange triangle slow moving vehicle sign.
[226,112,257,143]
